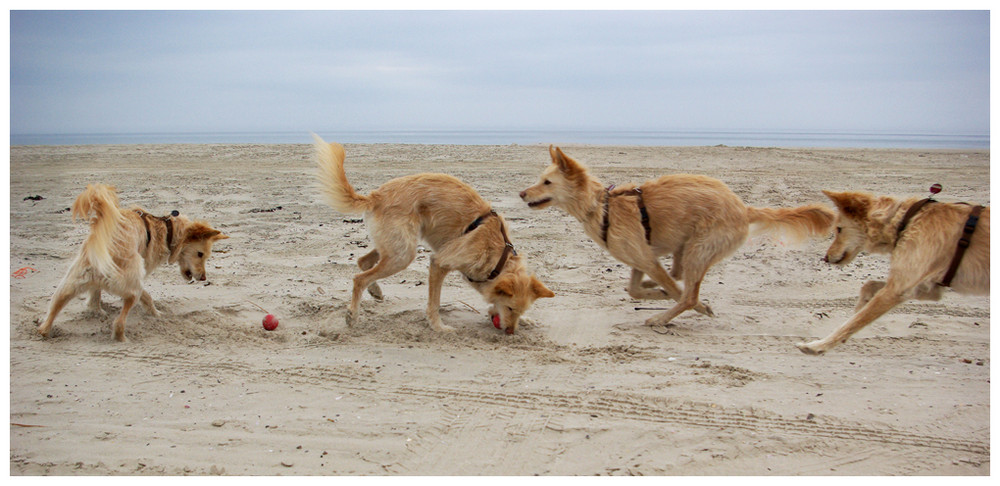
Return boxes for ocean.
[8,129,989,149]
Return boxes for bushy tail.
[71,184,126,278]
[747,204,835,243]
[313,133,372,214]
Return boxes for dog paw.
[696,302,715,317]
[344,312,357,327]
[644,315,675,328]
[795,341,826,355]
[367,283,384,301]
[84,308,109,320]
[430,321,456,332]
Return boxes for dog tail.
[71,183,126,278]
[313,133,372,214]
[747,204,835,243]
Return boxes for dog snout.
[823,255,829,263]
[519,190,527,199]
[198,274,207,281]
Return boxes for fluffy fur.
[520,146,834,328]
[797,191,989,354]
[314,135,554,334]
[38,184,229,341]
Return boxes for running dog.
[797,190,989,354]
[314,135,554,334]
[520,146,833,328]
[38,184,229,341]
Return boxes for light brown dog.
[38,184,229,341]
[520,146,833,328]
[314,135,553,334]
[797,191,989,354]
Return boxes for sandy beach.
[8,142,990,475]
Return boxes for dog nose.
[822,255,829,263]
[198,274,207,281]
[519,190,526,199]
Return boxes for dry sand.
[8,143,990,475]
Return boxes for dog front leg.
[856,280,886,311]
[797,285,906,355]
[627,268,671,300]
[140,290,160,317]
[426,257,456,332]
[86,289,108,318]
[112,295,137,342]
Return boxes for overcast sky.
[9,10,990,135]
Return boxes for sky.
[8,9,991,136]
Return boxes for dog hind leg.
[357,249,384,300]
[38,282,81,338]
[112,294,137,342]
[347,244,415,326]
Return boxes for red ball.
[262,314,279,331]
[491,314,501,329]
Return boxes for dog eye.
[543,179,551,185]
[836,227,842,234]
[197,252,204,258]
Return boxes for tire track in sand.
[49,347,991,456]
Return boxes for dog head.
[821,190,874,266]
[170,218,229,281]
[483,257,555,334]
[520,145,591,210]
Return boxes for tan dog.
[797,191,989,354]
[520,146,833,328]
[314,135,554,334]
[38,184,229,341]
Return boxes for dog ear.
[823,190,870,220]
[531,277,555,299]
[185,222,224,242]
[493,277,515,298]
[549,145,584,177]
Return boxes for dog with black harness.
[798,184,989,355]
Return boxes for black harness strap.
[894,197,935,247]
[135,209,177,253]
[464,210,517,283]
[601,186,652,245]
[939,204,985,287]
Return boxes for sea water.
[9,129,989,149]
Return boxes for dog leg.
[357,249,384,301]
[797,285,906,355]
[140,290,160,317]
[348,246,415,327]
[426,256,456,332]
[638,264,714,317]
[39,283,80,338]
[856,280,886,311]
[645,266,710,327]
[85,289,108,319]
[112,295,137,342]
[627,269,671,300]
[670,250,684,281]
